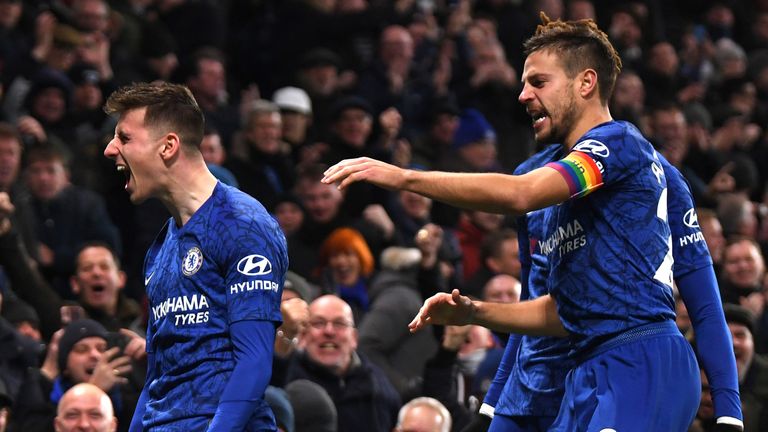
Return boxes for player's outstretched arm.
[409,290,568,337]
[322,157,571,215]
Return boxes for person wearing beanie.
[9,318,140,432]
[285,379,337,432]
[439,108,500,173]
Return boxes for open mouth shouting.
[529,109,549,131]
[116,163,132,192]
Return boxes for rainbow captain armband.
[545,150,604,198]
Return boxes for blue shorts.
[489,413,555,432]
[550,321,700,432]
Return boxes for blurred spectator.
[322,95,376,164]
[713,38,748,84]
[358,247,439,400]
[0,379,10,432]
[566,0,595,21]
[155,0,225,62]
[126,21,178,84]
[608,5,645,73]
[697,207,726,271]
[11,319,143,432]
[273,86,315,154]
[456,210,505,284]
[643,40,702,107]
[285,379,337,432]
[226,100,295,209]
[0,123,39,258]
[439,108,499,173]
[183,47,238,148]
[0,289,42,404]
[689,368,716,432]
[357,24,433,138]
[53,382,117,432]
[0,195,139,338]
[24,143,121,298]
[394,396,452,432]
[65,62,116,190]
[410,97,460,170]
[482,273,521,304]
[718,193,759,239]
[464,229,520,299]
[18,68,75,147]
[272,194,306,238]
[265,385,295,432]
[721,237,766,318]
[388,189,462,291]
[610,69,647,130]
[723,304,768,430]
[290,164,395,282]
[2,297,42,341]
[316,227,375,322]
[295,48,348,134]
[200,126,238,187]
[649,103,716,205]
[284,295,401,432]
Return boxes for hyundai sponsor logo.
[237,254,273,276]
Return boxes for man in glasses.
[284,295,401,432]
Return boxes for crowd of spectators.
[0,0,768,431]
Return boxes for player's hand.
[460,412,492,432]
[322,157,407,191]
[409,289,476,332]
[89,347,131,392]
[120,328,147,361]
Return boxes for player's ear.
[579,69,598,98]
[160,133,181,160]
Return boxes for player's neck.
[564,104,612,150]
[163,162,218,227]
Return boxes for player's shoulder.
[515,144,562,174]
[214,182,272,221]
[575,120,654,162]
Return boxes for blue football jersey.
[541,120,676,355]
[495,138,713,416]
[496,144,573,417]
[141,182,288,427]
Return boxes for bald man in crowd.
[54,383,117,432]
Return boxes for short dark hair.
[481,229,518,261]
[23,142,71,170]
[75,241,122,270]
[0,122,22,145]
[523,12,622,104]
[104,82,204,149]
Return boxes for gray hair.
[396,397,452,432]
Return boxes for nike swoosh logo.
[145,271,155,286]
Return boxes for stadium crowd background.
[0,0,767,431]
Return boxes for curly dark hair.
[524,12,623,104]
